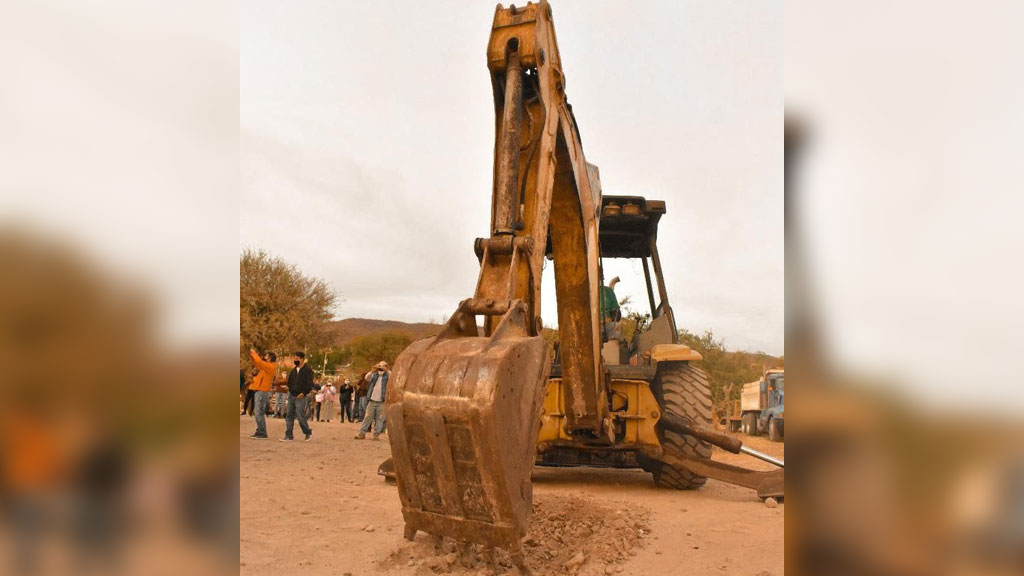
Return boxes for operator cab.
[595,195,678,365]
[547,194,688,378]
[765,370,784,405]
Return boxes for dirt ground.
[240,415,784,576]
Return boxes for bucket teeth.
[386,306,548,564]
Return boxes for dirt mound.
[380,494,652,576]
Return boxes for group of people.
[241,349,390,442]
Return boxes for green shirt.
[600,285,619,320]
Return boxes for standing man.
[241,369,257,416]
[273,371,288,418]
[338,379,354,422]
[307,379,321,421]
[355,372,370,422]
[600,275,622,341]
[282,351,315,442]
[247,349,277,439]
[313,379,324,422]
[322,380,337,423]
[355,361,389,440]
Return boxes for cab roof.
[598,195,666,258]
[543,195,666,259]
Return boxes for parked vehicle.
[739,369,784,441]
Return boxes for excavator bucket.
[385,300,549,568]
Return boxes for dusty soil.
[380,493,653,576]
[240,416,784,576]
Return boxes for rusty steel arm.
[660,413,786,468]
[385,6,613,569]
[658,451,785,500]
[461,0,607,435]
[658,413,784,498]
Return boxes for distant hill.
[328,319,781,371]
[327,318,442,347]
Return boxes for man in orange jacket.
[248,348,277,439]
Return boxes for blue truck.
[736,369,784,441]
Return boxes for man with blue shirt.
[354,361,389,440]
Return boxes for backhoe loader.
[384,2,782,573]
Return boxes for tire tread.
[647,363,713,490]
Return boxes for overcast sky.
[241,0,783,355]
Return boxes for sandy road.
[240,415,783,576]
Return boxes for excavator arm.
[477,0,606,434]
[386,4,785,573]
[386,2,606,572]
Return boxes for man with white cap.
[354,361,389,440]
[338,378,355,422]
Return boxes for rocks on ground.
[379,494,652,575]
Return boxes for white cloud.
[241,0,783,355]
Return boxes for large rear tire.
[645,362,713,490]
[743,412,758,436]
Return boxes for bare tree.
[240,248,336,361]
